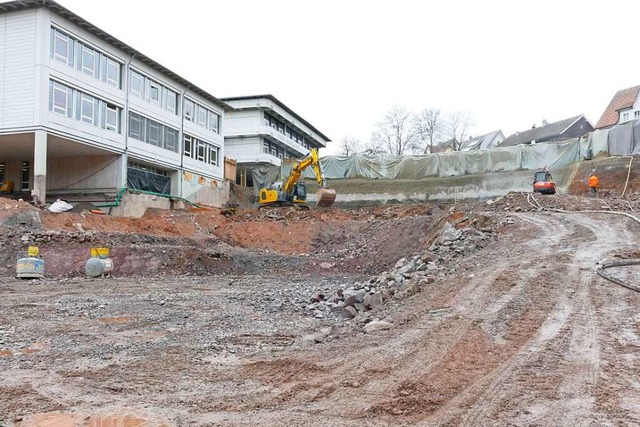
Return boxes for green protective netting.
[254,120,640,188]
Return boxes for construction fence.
[256,119,640,187]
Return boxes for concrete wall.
[109,192,171,218]
[48,155,119,192]
[305,163,580,208]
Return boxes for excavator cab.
[533,170,556,195]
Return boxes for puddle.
[16,412,168,426]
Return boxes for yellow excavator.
[259,148,336,209]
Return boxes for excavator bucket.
[316,188,336,208]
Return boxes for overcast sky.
[25,0,640,153]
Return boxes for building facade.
[0,0,227,205]
[221,95,330,184]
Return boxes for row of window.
[128,112,180,153]
[50,27,121,88]
[184,135,220,166]
[184,99,220,134]
[128,113,220,166]
[49,80,121,132]
[130,70,178,115]
[264,113,311,149]
[262,140,296,160]
[128,161,169,177]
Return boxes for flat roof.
[221,94,331,143]
[0,0,232,111]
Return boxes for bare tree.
[414,108,443,154]
[337,136,364,156]
[444,111,475,151]
[371,106,419,155]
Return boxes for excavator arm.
[281,148,335,207]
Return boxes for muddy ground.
[1,192,640,426]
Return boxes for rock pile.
[304,218,494,322]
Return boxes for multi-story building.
[0,0,227,206]
[221,95,330,184]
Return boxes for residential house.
[459,130,505,151]
[429,138,457,153]
[0,0,227,206]
[595,85,640,129]
[498,115,593,147]
[221,95,330,185]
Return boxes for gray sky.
[28,0,640,153]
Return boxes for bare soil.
[1,192,640,426]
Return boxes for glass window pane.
[129,113,143,140]
[105,105,118,132]
[52,83,67,115]
[184,136,192,157]
[53,31,69,63]
[149,84,160,103]
[148,121,160,146]
[184,100,194,121]
[81,94,95,124]
[81,46,97,77]
[106,58,119,87]
[166,91,176,114]
[210,112,219,133]
[197,106,207,127]
[130,71,143,97]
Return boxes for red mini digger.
[533,170,556,194]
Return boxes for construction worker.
[589,172,599,196]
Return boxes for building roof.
[595,85,640,129]
[0,0,231,111]
[221,94,331,143]
[499,115,586,147]
[459,130,504,151]
[430,138,457,153]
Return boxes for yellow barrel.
[27,246,39,257]
[90,247,110,258]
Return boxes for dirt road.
[1,210,640,426]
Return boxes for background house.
[222,94,330,186]
[595,85,640,129]
[498,115,593,147]
[459,130,505,151]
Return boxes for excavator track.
[316,188,337,208]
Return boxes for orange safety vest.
[589,175,599,188]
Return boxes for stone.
[396,261,415,276]
[363,292,383,310]
[394,258,407,269]
[420,276,435,284]
[416,262,428,272]
[354,302,365,312]
[341,306,357,319]
[363,320,392,333]
[440,222,462,243]
[343,295,357,307]
[406,281,420,296]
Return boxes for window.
[196,105,207,127]
[130,71,143,98]
[49,80,121,132]
[149,82,160,104]
[184,100,194,121]
[147,120,161,146]
[184,134,219,165]
[197,140,206,161]
[51,28,72,65]
[622,112,629,122]
[81,45,98,77]
[0,161,5,183]
[50,81,71,115]
[184,136,193,158]
[165,128,178,152]
[635,111,640,119]
[209,111,219,133]
[263,142,270,154]
[166,90,177,114]
[80,93,96,124]
[21,161,30,191]
[105,57,120,88]
[50,27,122,87]
[128,112,179,152]
[105,104,119,132]
[129,112,144,141]
[271,148,277,157]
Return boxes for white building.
[0,0,228,207]
[221,95,330,184]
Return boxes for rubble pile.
[303,218,495,323]
[480,192,640,213]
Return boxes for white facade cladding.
[0,0,228,206]
[222,95,331,168]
